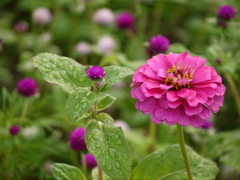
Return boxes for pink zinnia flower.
[130,51,225,128]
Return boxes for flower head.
[98,36,115,54]
[149,35,170,53]
[93,8,115,25]
[116,12,135,29]
[14,22,28,32]
[10,125,20,136]
[84,154,97,169]
[216,58,221,64]
[86,66,106,80]
[201,120,213,129]
[68,127,87,151]
[131,51,225,128]
[75,42,91,55]
[33,7,52,25]
[217,5,235,20]
[17,78,38,97]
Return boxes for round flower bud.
[75,42,91,55]
[43,161,54,175]
[116,12,135,29]
[68,127,87,151]
[42,33,52,43]
[98,36,115,54]
[14,22,28,32]
[10,125,20,136]
[17,78,38,97]
[216,58,221,64]
[114,120,130,131]
[33,7,52,25]
[149,35,170,53]
[84,154,97,169]
[86,66,106,80]
[201,120,213,129]
[217,5,235,20]
[93,8,115,25]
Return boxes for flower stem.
[148,120,157,152]
[81,152,87,176]
[98,164,103,180]
[20,98,29,126]
[176,123,193,180]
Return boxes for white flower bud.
[33,7,52,25]
[114,120,130,131]
[98,36,115,54]
[41,33,52,43]
[93,8,115,25]
[75,42,91,55]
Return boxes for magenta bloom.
[116,12,135,29]
[10,125,20,136]
[84,154,97,169]
[17,78,38,97]
[217,5,235,20]
[14,22,28,32]
[201,120,213,129]
[131,51,225,128]
[149,35,170,53]
[69,127,87,151]
[216,19,227,28]
[86,66,106,80]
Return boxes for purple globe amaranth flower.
[86,66,106,80]
[201,120,213,129]
[10,125,20,136]
[116,12,135,29]
[33,7,52,25]
[68,127,87,151]
[216,58,221,64]
[17,78,38,97]
[84,154,97,169]
[14,22,28,32]
[149,35,170,53]
[216,19,227,28]
[217,5,235,21]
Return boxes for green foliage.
[51,163,87,180]
[65,87,98,125]
[85,118,131,180]
[131,144,219,180]
[92,167,112,180]
[97,94,116,111]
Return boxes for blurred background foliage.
[1,0,240,179]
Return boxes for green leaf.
[102,65,134,92]
[51,163,87,180]
[97,94,116,111]
[32,53,92,97]
[92,167,112,180]
[65,87,99,125]
[131,144,219,180]
[97,113,114,123]
[85,118,132,180]
[220,150,240,170]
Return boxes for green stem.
[81,152,87,176]
[20,98,29,126]
[220,30,225,62]
[176,123,193,180]
[98,164,103,180]
[148,120,157,152]
[223,72,240,115]
[70,148,79,167]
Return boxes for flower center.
[165,61,195,90]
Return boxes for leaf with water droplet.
[91,167,112,180]
[51,163,87,180]
[131,144,219,180]
[85,118,131,180]
[97,94,116,111]
[65,87,98,125]
[101,65,134,92]
[32,53,92,98]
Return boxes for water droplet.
[92,133,100,140]
[115,162,120,169]
[115,135,119,138]
[41,58,48,62]
[52,64,56,68]
[82,103,87,108]
[73,71,78,79]
[119,172,123,176]
[95,154,99,158]
[80,97,88,103]
[123,154,128,159]
[59,70,69,80]
[102,149,106,155]
[93,147,96,150]
[118,157,122,161]
[41,64,51,72]
[74,111,78,114]
[95,142,101,148]
[123,164,131,173]
[48,74,54,79]
[86,92,91,96]
[115,140,123,145]
[87,135,91,140]
[79,76,86,82]
[106,156,109,160]
[69,65,74,70]
[102,161,106,167]
[106,164,112,171]
[74,94,79,99]
[75,104,79,109]
[108,149,114,159]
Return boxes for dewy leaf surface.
[102,65,134,92]
[92,167,112,180]
[51,163,87,180]
[131,144,219,180]
[97,94,116,111]
[65,87,98,124]
[32,53,92,97]
[85,118,132,180]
